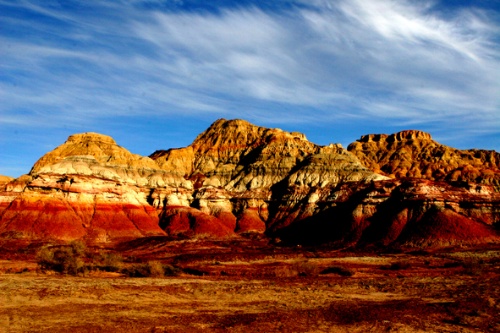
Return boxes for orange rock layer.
[0,120,498,247]
[348,130,500,187]
[0,195,164,242]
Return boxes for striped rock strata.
[348,130,500,188]
[0,120,498,247]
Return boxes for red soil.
[236,208,266,233]
[0,196,165,241]
[160,206,235,238]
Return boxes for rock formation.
[348,130,500,188]
[0,120,498,247]
[150,119,384,237]
[0,133,168,242]
[272,178,499,248]
[0,175,13,186]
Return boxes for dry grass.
[0,241,499,332]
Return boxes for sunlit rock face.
[0,120,499,246]
[270,178,500,248]
[0,133,170,242]
[347,130,500,188]
[150,119,385,239]
[0,175,25,219]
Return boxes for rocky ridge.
[150,119,384,237]
[0,133,170,242]
[0,120,498,247]
[348,130,500,188]
[0,175,13,186]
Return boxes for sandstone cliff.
[150,119,384,236]
[272,179,499,248]
[0,175,13,187]
[0,133,170,242]
[348,130,500,188]
[270,130,500,247]
[0,121,498,247]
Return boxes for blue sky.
[1,0,499,177]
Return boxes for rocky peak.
[0,175,14,193]
[152,119,319,184]
[149,119,386,200]
[389,130,432,142]
[191,118,268,152]
[358,133,389,143]
[348,130,500,187]
[66,132,117,145]
[0,132,171,242]
[31,132,159,174]
[0,175,13,185]
[191,118,308,152]
[359,130,432,143]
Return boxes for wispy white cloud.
[297,0,500,129]
[2,0,498,120]
[0,0,499,176]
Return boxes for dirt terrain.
[0,238,499,332]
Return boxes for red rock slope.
[150,119,384,236]
[0,133,167,242]
[0,121,498,247]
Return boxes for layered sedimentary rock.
[348,130,500,188]
[0,133,169,242]
[269,131,500,247]
[0,175,17,217]
[0,120,499,247]
[0,175,13,186]
[272,179,499,247]
[150,119,383,236]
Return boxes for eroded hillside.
[0,119,498,247]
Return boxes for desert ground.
[0,238,499,333]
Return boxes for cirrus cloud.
[0,0,499,176]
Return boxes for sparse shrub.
[56,243,86,275]
[148,261,166,277]
[37,241,88,275]
[122,263,150,277]
[69,240,86,257]
[461,258,484,276]
[37,242,182,278]
[122,261,180,277]
[163,264,181,276]
[37,245,55,270]
[97,252,123,272]
[292,260,319,277]
[381,261,411,270]
[320,266,355,277]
